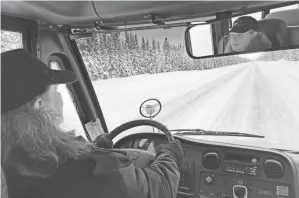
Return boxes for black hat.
[1,49,78,114]
[230,16,258,33]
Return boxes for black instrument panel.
[180,145,295,198]
[115,133,299,198]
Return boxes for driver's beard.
[1,103,94,177]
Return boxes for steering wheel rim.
[109,119,174,143]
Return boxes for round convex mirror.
[139,98,162,118]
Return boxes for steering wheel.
[109,119,174,167]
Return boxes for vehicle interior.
[1,1,299,198]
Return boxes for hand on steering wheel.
[94,119,182,168]
[93,133,113,148]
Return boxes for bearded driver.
[1,49,184,198]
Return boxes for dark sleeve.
[83,139,181,198]
[121,149,180,198]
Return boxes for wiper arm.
[171,129,265,138]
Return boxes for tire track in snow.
[255,64,299,150]
[258,62,299,124]
[161,64,249,109]
[209,63,259,133]
[205,61,299,150]
[118,64,249,138]
[152,65,251,127]
[203,62,283,148]
[105,64,249,133]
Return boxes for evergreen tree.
[141,36,146,51]
[5,29,297,80]
[162,38,171,72]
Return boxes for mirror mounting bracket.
[216,11,233,20]
[216,6,249,21]
[94,21,117,31]
[144,14,166,26]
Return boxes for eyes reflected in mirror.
[186,13,297,58]
[226,30,271,53]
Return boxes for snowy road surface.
[60,60,299,151]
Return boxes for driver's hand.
[155,139,184,166]
[93,133,113,148]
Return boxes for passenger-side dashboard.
[115,133,299,198]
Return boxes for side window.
[270,4,298,13]
[49,61,87,140]
[1,30,23,52]
[231,12,262,26]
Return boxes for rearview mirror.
[185,11,299,59]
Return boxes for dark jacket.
[4,147,180,198]
[218,32,272,54]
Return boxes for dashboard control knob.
[233,185,248,198]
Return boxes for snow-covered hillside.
[60,60,299,151]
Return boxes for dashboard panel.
[115,133,299,198]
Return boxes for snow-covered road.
[60,60,299,151]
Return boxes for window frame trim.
[48,56,92,141]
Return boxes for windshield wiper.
[271,148,299,154]
[171,129,265,138]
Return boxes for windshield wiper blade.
[171,129,265,138]
[271,148,299,154]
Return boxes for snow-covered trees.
[1,31,22,52]
[76,32,254,80]
[2,30,298,81]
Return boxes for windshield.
[75,26,299,151]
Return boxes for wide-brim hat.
[1,49,78,114]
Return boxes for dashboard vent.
[264,159,284,179]
[202,152,220,170]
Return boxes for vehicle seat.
[1,167,9,198]
[257,18,290,48]
[265,8,299,45]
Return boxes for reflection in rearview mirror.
[186,8,299,59]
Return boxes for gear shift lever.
[233,185,248,198]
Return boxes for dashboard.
[114,133,299,198]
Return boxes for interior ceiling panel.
[1,1,98,26]
[0,1,288,27]
[94,1,272,21]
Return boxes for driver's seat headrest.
[257,18,290,48]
